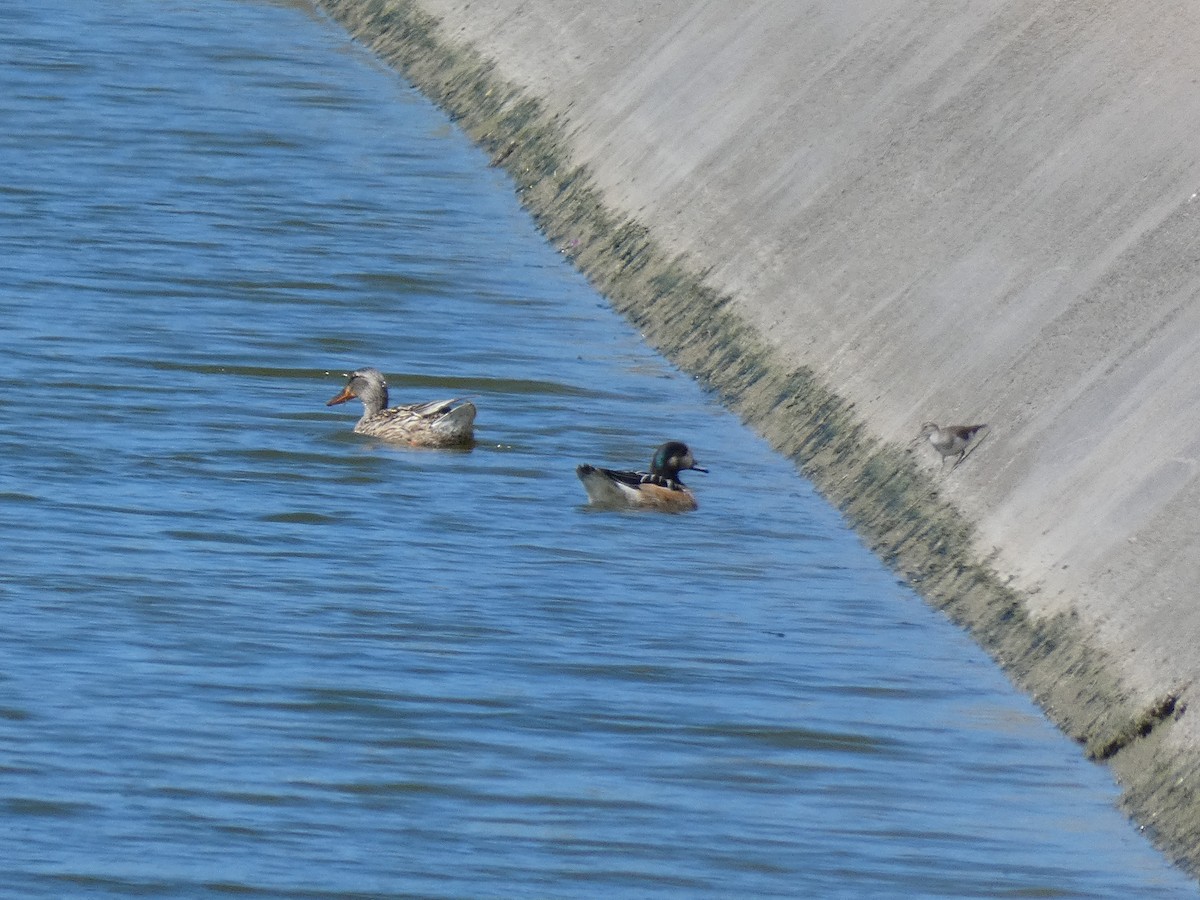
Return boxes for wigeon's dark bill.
[691,464,709,473]
[326,385,354,406]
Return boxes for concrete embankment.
[316,0,1200,873]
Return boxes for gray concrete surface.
[409,0,1200,733]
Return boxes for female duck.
[326,367,476,448]
[575,441,707,511]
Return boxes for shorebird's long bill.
[326,385,354,406]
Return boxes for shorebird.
[575,441,708,511]
[917,422,988,470]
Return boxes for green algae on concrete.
[315,0,1200,875]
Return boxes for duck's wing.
[371,398,463,426]
[601,467,646,488]
[607,467,689,487]
[402,398,465,419]
[575,466,684,490]
[575,465,645,487]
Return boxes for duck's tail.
[427,399,476,445]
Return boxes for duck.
[326,367,476,448]
[575,440,707,511]
[917,422,988,469]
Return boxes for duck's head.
[651,441,708,483]
[327,367,389,415]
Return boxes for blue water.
[0,0,1194,896]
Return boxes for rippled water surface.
[1,1,1195,897]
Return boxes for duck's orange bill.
[326,386,354,406]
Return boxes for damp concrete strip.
[313,0,1200,875]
